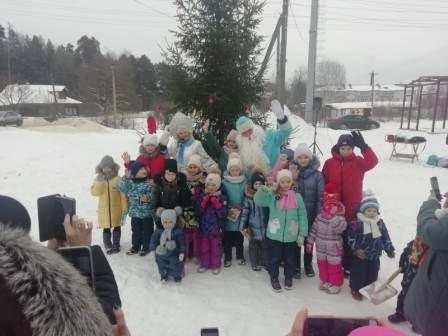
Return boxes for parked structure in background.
[400,76,448,133]
[0,84,82,118]
[316,84,404,104]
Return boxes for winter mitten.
[179,253,185,262]
[305,244,313,254]
[174,206,183,217]
[159,130,170,146]
[200,195,211,208]
[351,131,368,151]
[210,196,222,209]
[296,235,305,247]
[435,207,448,219]
[271,99,285,120]
[156,207,165,218]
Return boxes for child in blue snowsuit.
[348,191,395,300]
[149,209,186,283]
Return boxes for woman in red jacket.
[122,133,166,180]
[322,131,378,276]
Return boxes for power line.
[289,0,305,41]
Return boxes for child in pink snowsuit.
[306,183,347,294]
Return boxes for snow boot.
[174,275,182,283]
[326,285,341,294]
[319,282,331,291]
[224,260,232,268]
[197,266,207,273]
[212,268,221,275]
[112,229,121,250]
[126,247,138,255]
[103,231,112,251]
[238,258,246,266]
[271,278,282,293]
[388,312,406,324]
[284,278,293,290]
[351,290,363,301]
[294,268,302,279]
[161,275,168,284]
[305,264,315,277]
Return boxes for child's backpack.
[427,155,440,166]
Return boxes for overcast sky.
[1,0,447,84]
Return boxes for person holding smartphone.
[404,191,448,336]
[0,195,121,336]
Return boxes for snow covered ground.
[1,114,447,336]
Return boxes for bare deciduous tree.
[316,59,346,87]
[0,84,32,111]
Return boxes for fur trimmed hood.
[0,226,112,336]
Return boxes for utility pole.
[305,0,319,124]
[369,71,378,116]
[51,74,58,120]
[278,0,289,106]
[111,65,117,126]
[7,39,11,84]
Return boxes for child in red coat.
[322,131,378,276]
[122,133,166,180]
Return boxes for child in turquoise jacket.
[222,153,247,267]
[254,169,308,292]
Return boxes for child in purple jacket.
[194,172,228,275]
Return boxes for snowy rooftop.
[325,101,407,110]
[0,84,82,105]
[317,84,405,92]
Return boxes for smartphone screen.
[304,317,378,336]
[58,246,95,292]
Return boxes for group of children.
[91,129,397,300]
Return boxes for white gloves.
[179,253,184,262]
[296,235,305,247]
[271,99,285,120]
[159,130,170,146]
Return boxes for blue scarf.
[178,136,194,165]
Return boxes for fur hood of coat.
[0,226,112,336]
[299,155,321,177]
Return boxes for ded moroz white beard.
[236,125,270,175]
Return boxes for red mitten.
[200,195,211,209]
[210,196,222,209]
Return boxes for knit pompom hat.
[187,154,202,170]
[164,159,178,174]
[169,112,193,137]
[336,134,354,151]
[227,152,242,171]
[236,116,254,134]
[130,161,146,177]
[294,143,313,160]
[277,169,292,183]
[205,173,222,189]
[161,209,177,226]
[359,190,380,213]
[143,134,158,146]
